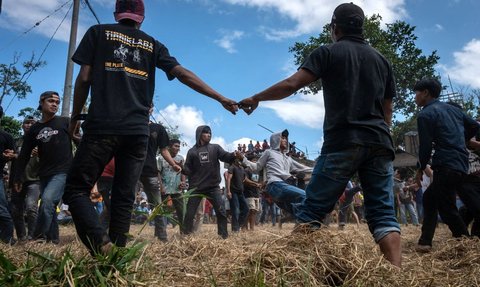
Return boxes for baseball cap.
[37,91,60,110]
[22,116,37,124]
[331,3,364,30]
[114,0,145,24]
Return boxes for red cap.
[114,0,145,24]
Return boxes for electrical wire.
[0,0,73,53]
[4,1,74,112]
[83,0,100,24]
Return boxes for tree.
[1,116,22,139]
[18,107,42,120]
[0,53,46,107]
[289,15,439,120]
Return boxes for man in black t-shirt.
[63,0,238,254]
[226,159,249,232]
[14,91,73,244]
[238,3,400,267]
[0,106,16,244]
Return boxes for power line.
[0,0,73,53]
[83,0,100,24]
[5,1,74,113]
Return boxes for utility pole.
[61,0,80,117]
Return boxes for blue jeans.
[11,181,40,239]
[266,181,306,215]
[399,202,419,225]
[295,145,400,242]
[139,176,167,240]
[63,135,148,254]
[0,179,13,243]
[34,174,67,241]
[229,191,249,232]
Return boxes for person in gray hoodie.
[238,130,312,216]
[182,125,236,238]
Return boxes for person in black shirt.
[14,91,73,244]
[238,3,401,267]
[0,106,16,244]
[63,0,238,254]
[226,159,249,232]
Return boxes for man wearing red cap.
[238,3,401,267]
[63,0,238,255]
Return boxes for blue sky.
[0,0,479,159]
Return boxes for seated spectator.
[134,200,151,224]
[262,139,270,150]
[254,141,261,152]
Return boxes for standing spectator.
[414,165,432,223]
[10,116,40,242]
[239,3,401,266]
[338,181,362,229]
[139,107,181,242]
[247,140,254,153]
[226,159,249,232]
[182,125,236,238]
[254,141,261,152]
[262,140,269,150]
[63,0,238,254]
[243,161,261,231]
[158,139,187,235]
[0,106,16,245]
[397,176,419,226]
[415,79,479,252]
[14,91,73,244]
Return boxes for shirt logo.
[36,127,59,143]
[199,152,209,163]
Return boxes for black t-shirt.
[72,23,180,136]
[141,123,169,177]
[243,168,260,198]
[228,164,245,193]
[300,35,396,155]
[16,116,72,179]
[0,130,15,172]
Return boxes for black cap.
[37,91,59,110]
[331,3,364,30]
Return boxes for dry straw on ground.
[1,223,480,286]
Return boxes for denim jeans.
[34,174,66,242]
[183,188,228,238]
[295,145,400,242]
[139,176,167,240]
[229,191,249,232]
[11,181,40,239]
[415,188,424,223]
[63,135,148,254]
[0,179,14,243]
[266,181,306,216]
[399,202,419,225]
[418,168,469,246]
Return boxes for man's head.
[413,78,442,107]
[38,91,60,115]
[22,116,37,133]
[280,129,289,151]
[114,0,145,25]
[169,138,181,156]
[330,2,364,41]
[199,126,211,145]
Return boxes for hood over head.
[269,129,289,152]
[195,125,211,146]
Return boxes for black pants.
[63,135,148,254]
[419,168,469,246]
[183,188,228,238]
[457,175,480,237]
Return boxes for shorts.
[246,197,260,211]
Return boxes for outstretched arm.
[170,65,238,115]
[238,68,317,115]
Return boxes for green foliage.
[0,53,46,107]
[1,116,22,138]
[18,107,41,120]
[0,243,148,287]
[289,14,439,119]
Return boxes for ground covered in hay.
[1,222,480,286]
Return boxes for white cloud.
[0,0,91,43]
[442,39,480,89]
[262,92,325,129]
[222,0,407,40]
[214,30,245,53]
[435,24,444,31]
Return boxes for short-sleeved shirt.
[72,23,180,136]
[300,35,395,155]
[228,164,245,193]
[141,123,169,177]
[16,117,72,179]
[159,153,184,194]
[243,168,260,198]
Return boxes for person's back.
[304,33,394,154]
